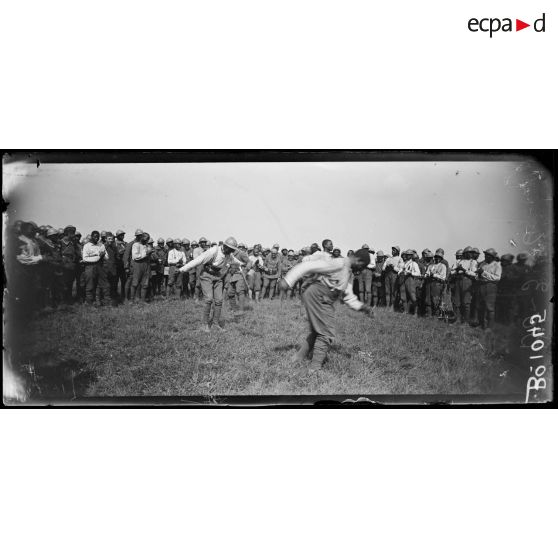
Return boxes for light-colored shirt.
[179,245,241,274]
[450,260,463,277]
[458,258,478,278]
[192,247,205,259]
[367,253,376,270]
[82,242,107,263]
[425,262,447,281]
[308,251,332,261]
[167,248,185,266]
[384,255,404,274]
[478,260,502,282]
[284,257,363,311]
[403,260,421,277]
[131,242,148,261]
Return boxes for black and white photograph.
[2,151,554,405]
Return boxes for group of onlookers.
[5,221,545,332]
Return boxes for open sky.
[3,159,539,258]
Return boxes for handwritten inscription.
[524,311,548,403]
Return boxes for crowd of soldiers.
[6,220,542,331]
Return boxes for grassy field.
[7,295,531,402]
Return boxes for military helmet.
[174,238,181,244]
[424,249,434,258]
[191,241,199,247]
[105,231,114,238]
[376,250,384,257]
[199,236,207,243]
[166,237,173,244]
[392,245,401,253]
[273,243,280,249]
[464,245,473,253]
[434,249,444,257]
[456,249,464,256]
[182,238,190,245]
[500,254,514,262]
[157,237,165,244]
[483,248,498,257]
[421,248,430,255]
[135,228,143,236]
[64,225,76,234]
[517,252,529,261]
[238,242,247,249]
[147,237,154,244]
[46,227,58,237]
[116,229,125,236]
[362,243,369,249]
[471,247,480,254]
[100,230,107,237]
[223,237,238,250]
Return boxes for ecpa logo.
[468,13,546,37]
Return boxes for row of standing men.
[8,222,537,330]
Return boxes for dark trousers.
[228,276,247,310]
[106,271,119,304]
[200,272,224,325]
[300,282,337,370]
[384,271,398,308]
[62,267,76,304]
[457,276,473,323]
[425,280,443,317]
[401,276,417,313]
[167,264,181,295]
[478,282,497,329]
[262,276,278,299]
[116,264,127,300]
[84,263,109,304]
[131,260,150,301]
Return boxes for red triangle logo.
[516,19,530,31]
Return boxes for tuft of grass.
[12,297,529,400]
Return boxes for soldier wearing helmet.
[451,246,477,324]
[383,246,404,310]
[371,250,386,307]
[129,229,153,303]
[226,242,252,312]
[41,227,65,308]
[448,249,464,322]
[166,238,186,298]
[279,250,298,301]
[151,238,167,297]
[474,248,502,330]
[179,238,193,299]
[82,230,109,305]
[58,226,79,305]
[248,244,264,302]
[262,246,281,300]
[178,236,243,331]
[190,237,209,300]
[423,249,447,317]
[122,229,143,302]
[104,232,121,305]
[113,230,127,301]
[357,243,375,305]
